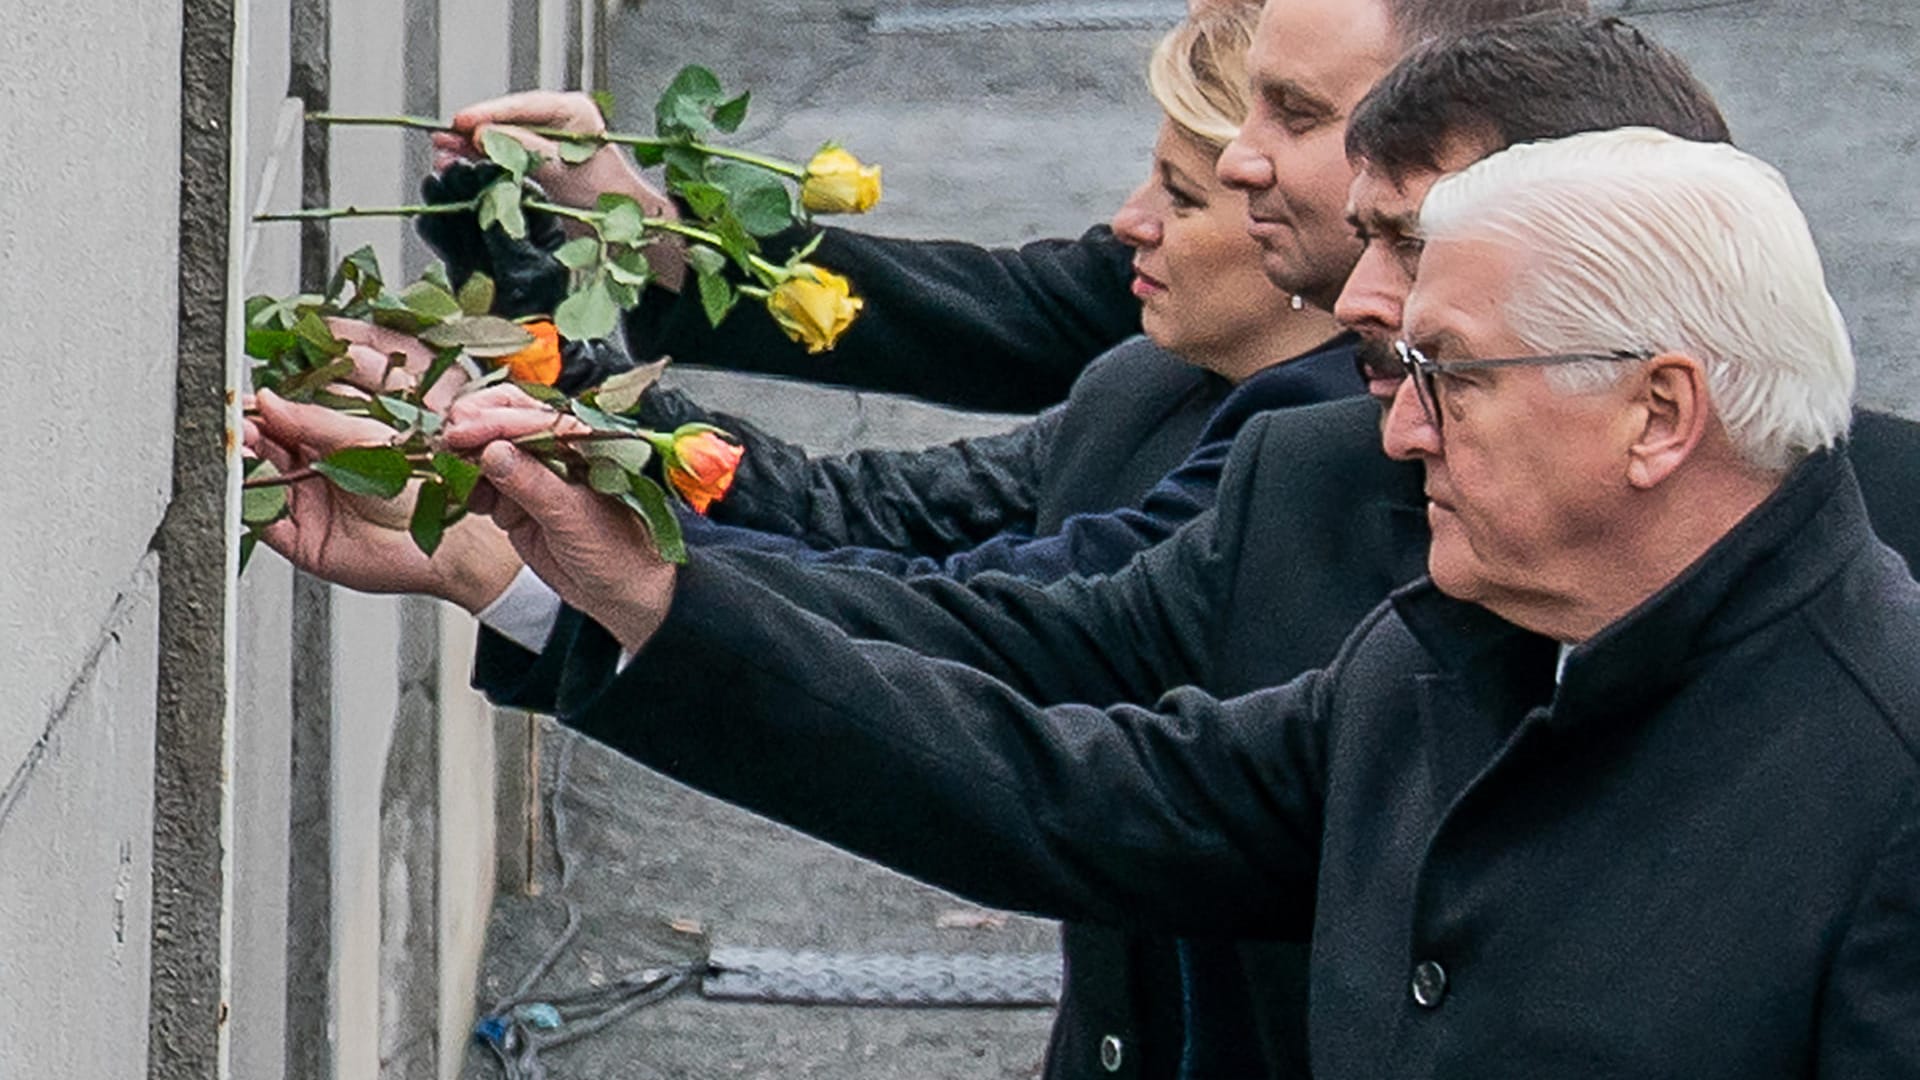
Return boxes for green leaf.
[242,460,289,525]
[421,260,454,293]
[328,244,384,304]
[619,478,687,563]
[590,89,618,126]
[480,128,533,181]
[605,277,639,310]
[576,434,654,474]
[515,382,568,404]
[586,357,669,415]
[466,364,513,393]
[675,180,728,220]
[457,272,496,317]
[554,276,620,341]
[587,458,631,495]
[791,230,826,263]
[655,64,724,137]
[239,530,260,573]
[712,91,750,133]
[660,145,708,187]
[595,194,645,245]
[697,270,737,328]
[410,479,449,555]
[432,452,483,503]
[419,315,534,357]
[246,326,298,361]
[371,394,423,431]
[400,279,464,323]
[276,357,357,400]
[569,401,638,432]
[418,347,461,399]
[684,244,728,278]
[631,142,666,168]
[710,212,759,269]
[485,178,528,240]
[606,251,651,288]
[292,311,347,362]
[557,139,599,165]
[368,294,431,336]
[555,236,602,270]
[708,161,794,237]
[245,294,276,326]
[313,445,413,499]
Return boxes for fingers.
[344,343,419,396]
[451,91,604,135]
[441,386,588,449]
[477,442,578,531]
[430,131,476,170]
[254,389,398,455]
[327,317,434,364]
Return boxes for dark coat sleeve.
[623,225,1139,413]
[1815,785,1920,1074]
[671,432,1225,584]
[561,553,1331,939]
[669,416,1270,709]
[637,384,1059,554]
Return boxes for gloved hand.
[416,160,570,320]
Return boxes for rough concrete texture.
[462,723,1059,1080]
[0,557,161,1078]
[1615,0,1920,417]
[0,0,181,792]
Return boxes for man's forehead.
[1402,236,1519,345]
[1252,0,1396,105]
[1346,164,1436,227]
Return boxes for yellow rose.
[766,265,864,353]
[800,147,882,214]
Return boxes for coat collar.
[1394,448,1869,729]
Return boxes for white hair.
[1417,127,1854,473]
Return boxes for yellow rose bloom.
[800,147,882,214]
[766,265,864,353]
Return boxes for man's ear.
[1624,353,1711,490]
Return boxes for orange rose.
[663,428,744,514]
[498,320,562,386]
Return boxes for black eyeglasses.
[1391,340,1654,429]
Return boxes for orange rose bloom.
[499,320,563,386]
[664,429,745,514]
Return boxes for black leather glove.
[417,160,570,320]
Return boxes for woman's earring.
[1289,294,1306,311]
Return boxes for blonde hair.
[1419,128,1854,472]
[1147,2,1261,152]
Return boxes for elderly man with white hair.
[419,126,1920,1076]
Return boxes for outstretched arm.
[564,550,1330,938]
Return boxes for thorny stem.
[307,112,809,179]
[254,201,476,223]
[241,430,660,489]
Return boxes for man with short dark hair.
[447,125,1920,1080]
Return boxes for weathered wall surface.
[1615,0,1920,416]
[0,0,183,1073]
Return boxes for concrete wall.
[613,0,1919,424]
[0,0,183,1073]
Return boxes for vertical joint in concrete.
[149,0,240,1075]
[283,1,336,1078]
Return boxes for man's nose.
[1216,134,1272,193]
[1380,375,1441,461]
[1332,246,1405,338]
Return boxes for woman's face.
[1111,121,1299,379]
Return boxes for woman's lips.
[1131,268,1167,298]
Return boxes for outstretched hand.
[434,90,688,290]
[247,390,519,611]
[442,385,679,653]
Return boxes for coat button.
[1099,1034,1125,1072]
[1410,960,1448,1008]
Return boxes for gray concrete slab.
[461,723,1058,1079]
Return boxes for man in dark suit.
[444,124,1920,1079]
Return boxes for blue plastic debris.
[474,1014,509,1047]
[515,1002,563,1030]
